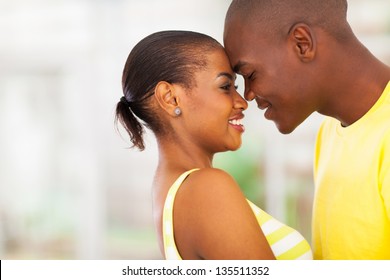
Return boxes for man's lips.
[255,97,271,110]
[255,97,273,119]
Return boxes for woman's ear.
[288,23,316,62]
[154,81,180,117]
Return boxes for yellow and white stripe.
[247,200,312,260]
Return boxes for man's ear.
[288,23,316,62]
[154,81,180,116]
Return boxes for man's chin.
[275,122,297,135]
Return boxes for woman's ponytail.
[115,97,145,150]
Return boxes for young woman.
[115,30,312,260]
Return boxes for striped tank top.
[163,169,313,260]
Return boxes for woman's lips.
[228,115,245,132]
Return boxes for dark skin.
[224,16,390,132]
[223,1,390,261]
[152,48,275,260]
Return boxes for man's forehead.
[233,61,247,73]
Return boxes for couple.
[116,0,390,260]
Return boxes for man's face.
[224,18,318,134]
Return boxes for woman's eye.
[221,83,238,91]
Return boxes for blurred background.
[0,0,389,259]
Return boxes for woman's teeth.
[229,119,243,126]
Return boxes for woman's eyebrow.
[216,72,236,80]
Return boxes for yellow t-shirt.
[163,169,312,260]
[313,81,390,259]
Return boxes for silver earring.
[174,107,182,116]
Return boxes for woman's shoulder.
[174,167,275,259]
[187,167,236,185]
[182,167,241,197]
[176,167,247,213]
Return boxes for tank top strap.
[162,168,200,259]
[166,168,201,199]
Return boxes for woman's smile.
[228,116,245,132]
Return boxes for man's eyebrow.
[233,61,246,73]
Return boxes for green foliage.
[213,136,265,206]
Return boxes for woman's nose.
[234,90,248,110]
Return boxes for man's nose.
[244,88,256,101]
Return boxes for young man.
[224,0,390,259]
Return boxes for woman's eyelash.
[221,83,238,90]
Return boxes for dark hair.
[226,0,349,42]
[115,30,222,150]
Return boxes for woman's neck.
[156,137,214,172]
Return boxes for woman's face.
[179,48,248,153]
